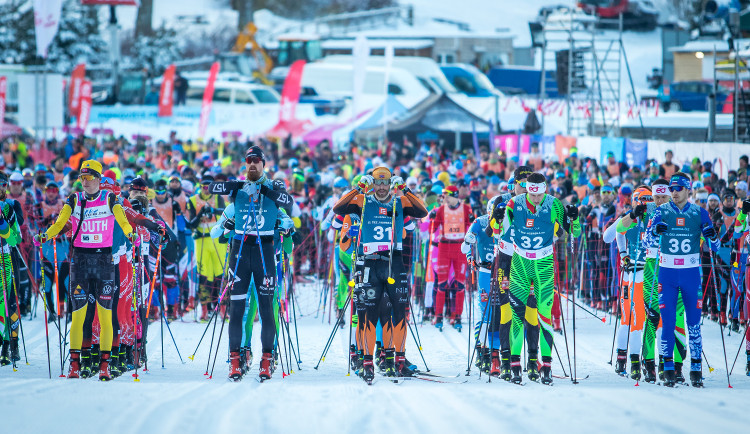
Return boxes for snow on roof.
[669,39,736,53]
[321,39,434,50]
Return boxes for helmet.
[34,163,47,173]
[333,176,349,189]
[632,186,653,205]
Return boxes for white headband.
[653,184,670,196]
[526,182,547,194]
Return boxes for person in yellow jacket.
[186,174,226,320]
[35,160,135,381]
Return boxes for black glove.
[172,201,181,216]
[654,221,668,235]
[223,218,235,232]
[202,206,213,216]
[565,204,579,220]
[743,198,750,214]
[492,204,505,222]
[630,204,647,220]
[428,209,437,219]
[273,179,287,191]
[157,225,167,240]
[702,224,717,240]
[291,230,302,245]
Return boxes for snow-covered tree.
[120,24,182,75]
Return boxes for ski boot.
[351,348,363,372]
[395,352,415,377]
[433,316,443,332]
[10,337,19,363]
[422,307,433,323]
[499,352,512,381]
[474,345,484,369]
[745,351,750,376]
[229,351,242,381]
[719,311,727,326]
[125,345,135,371]
[0,340,9,366]
[540,356,553,385]
[615,349,627,375]
[239,348,248,376]
[690,370,704,388]
[118,346,128,373]
[658,356,665,381]
[67,350,81,379]
[453,318,462,332]
[91,344,100,370]
[630,355,641,381]
[480,348,491,374]
[245,347,254,373]
[510,355,523,384]
[384,349,396,377]
[99,352,112,381]
[643,359,656,383]
[674,362,685,384]
[730,318,740,333]
[552,316,562,333]
[80,348,92,379]
[259,352,273,380]
[663,369,676,387]
[376,342,386,372]
[110,350,121,379]
[527,353,540,382]
[47,312,57,324]
[489,350,501,377]
[360,356,375,384]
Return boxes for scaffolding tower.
[539,12,642,137]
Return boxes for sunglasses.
[246,156,263,165]
[79,174,97,182]
[518,182,527,189]
[698,199,708,203]
[602,190,615,195]
[373,179,389,186]
[639,195,653,202]
[668,186,686,192]
[155,189,167,195]
[45,187,59,192]
[201,183,211,189]
[10,180,23,185]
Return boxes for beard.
[246,169,262,182]
[169,187,181,196]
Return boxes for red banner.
[0,76,6,128]
[80,1,140,5]
[158,64,176,117]
[77,80,92,131]
[198,62,220,139]
[279,60,306,123]
[68,63,85,117]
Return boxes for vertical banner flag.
[352,36,369,121]
[33,0,63,58]
[158,64,176,117]
[68,63,86,118]
[198,62,220,138]
[77,80,92,131]
[0,77,6,128]
[279,60,306,123]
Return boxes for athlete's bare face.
[654,195,670,206]
[529,192,545,206]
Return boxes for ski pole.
[609,267,624,365]
[553,288,606,322]
[0,238,15,371]
[708,246,732,387]
[553,245,574,381]
[145,243,163,320]
[386,192,397,285]
[39,242,52,377]
[572,223,586,384]
[729,325,746,375]
[314,294,351,369]
[207,304,228,379]
[9,249,28,365]
[405,312,430,372]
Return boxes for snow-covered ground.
[3,280,748,434]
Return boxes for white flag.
[33,0,63,58]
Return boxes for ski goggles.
[45,186,59,193]
[668,186,687,193]
[373,179,390,186]
[155,189,167,195]
[79,174,98,182]
[10,180,23,185]
[246,156,263,165]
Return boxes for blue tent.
[355,94,408,130]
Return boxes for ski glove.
[630,204,647,220]
[620,252,631,269]
[172,201,181,216]
[348,225,359,238]
[358,175,374,191]
[223,218,235,232]
[743,198,750,214]
[428,208,437,219]
[565,204,579,220]
[701,224,717,240]
[654,221,669,235]
[464,232,477,245]
[492,204,505,222]
[390,176,405,191]
[33,233,47,247]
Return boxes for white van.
[321,55,457,94]
[185,80,280,105]
[300,63,430,108]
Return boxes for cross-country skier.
[494,172,581,384]
[333,166,427,384]
[646,172,719,387]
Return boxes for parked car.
[440,64,502,97]
[185,80,280,106]
[659,81,729,112]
